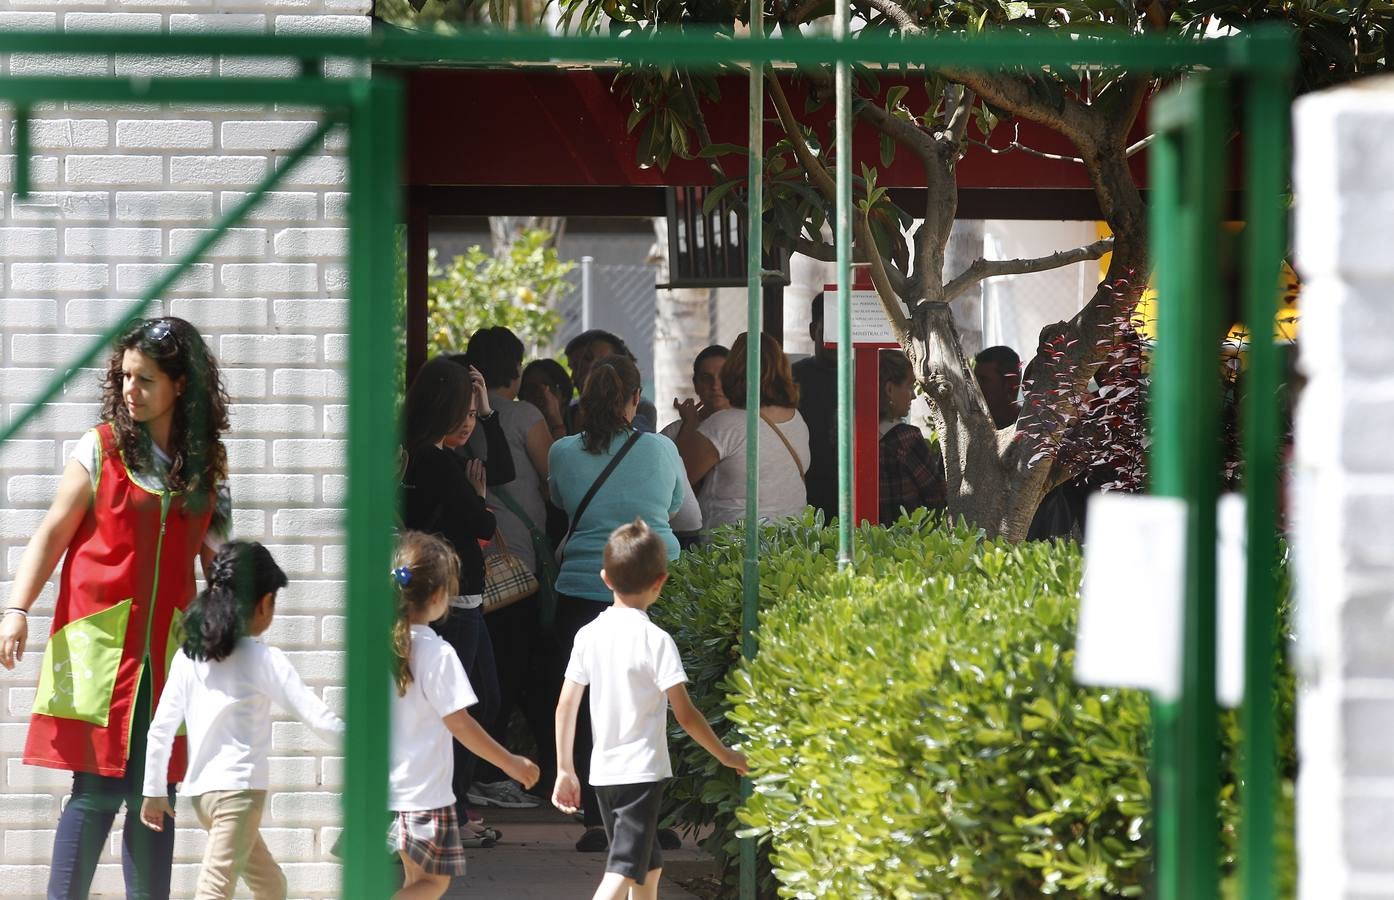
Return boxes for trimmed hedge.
[655,511,1294,898]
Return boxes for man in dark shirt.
[564,329,658,434]
[791,292,840,524]
[974,345,1022,430]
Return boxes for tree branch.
[937,68,1096,149]
[860,0,920,32]
[850,92,938,164]
[945,86,976,148]
[944,237,1114,301]
[767,75,837,201]
[682,75,725,181]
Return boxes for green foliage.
[423,229,572,355]
[656,511,1296,898]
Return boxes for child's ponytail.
[183,541,288,662]
[391,531,460,696]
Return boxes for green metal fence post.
[344,75,403,900]
[1149,77,1228,900]
[739,14,765,900]
[1238,28,1292,900]
[834,0,853,568]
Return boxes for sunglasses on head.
[143,319,174,344]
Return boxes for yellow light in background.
[1095,222,1299,346]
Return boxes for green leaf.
[879,132,896,168]
[700,178,742,216]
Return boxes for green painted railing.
[0,24,1293,900]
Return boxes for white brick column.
[0,3,370,897]
[1293,76,1394,898]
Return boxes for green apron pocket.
[33,599,132,726]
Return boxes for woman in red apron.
[0,317,230,900]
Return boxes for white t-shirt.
[657,429,703,533]
[696,407,810,529]
[72,428,231,550]
[390,624,479,811]
[564,606,688,786]
[467,394,548,570]
[143,640,344,798]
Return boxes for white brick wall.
[1294,79,1394,898]
[0,2,372,897]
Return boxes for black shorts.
[595,780,667,882]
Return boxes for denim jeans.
[48,669,177,900]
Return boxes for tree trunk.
[649,217,713,429]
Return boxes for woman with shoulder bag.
[676,331,811,529]
[458,329,560,810]
[400,355,516,844]
[547,354,685,852]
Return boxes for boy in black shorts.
[553,518,748,899]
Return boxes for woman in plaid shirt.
[878,350,947,525]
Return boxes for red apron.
[23,423,213,779]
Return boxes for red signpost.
[827,270,901,526]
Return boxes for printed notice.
[821,289,901,347]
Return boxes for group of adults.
[0,299,968,898]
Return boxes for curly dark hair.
[101,316,229,498]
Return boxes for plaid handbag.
[492,486,559,629]
[482,529,538,614]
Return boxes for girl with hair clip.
[546,355,687,853]
[139,541,343,900]
[0,316,232,899]
[387,531,539,900]
[400,355,516,841]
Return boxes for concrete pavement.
[441,806,716,899]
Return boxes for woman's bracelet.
[4,607,28,618]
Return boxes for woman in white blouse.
[675,332,810,529]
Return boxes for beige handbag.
[482,529,538,614]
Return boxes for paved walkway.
[441,806,714,899]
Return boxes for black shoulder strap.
[562,430,643,552]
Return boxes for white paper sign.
[821,289,900,347]
[1075,493,1187,702]
[1216,494,1247,708]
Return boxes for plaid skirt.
[387,805,468,876]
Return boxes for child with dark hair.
[139,541,343,900]
[554,519,747,898]
[387,531,540,900]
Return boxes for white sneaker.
[467,780,541,809]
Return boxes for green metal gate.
[0,24,1293,899]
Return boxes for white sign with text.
[821,289,900,347]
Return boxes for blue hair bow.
[391,566,412,586]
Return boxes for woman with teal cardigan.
[547,354,684,851]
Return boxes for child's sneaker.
[467,780,541,808]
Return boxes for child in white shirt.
[387,530,540,900]
[553,518,748,900]
[140,541,344,900]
